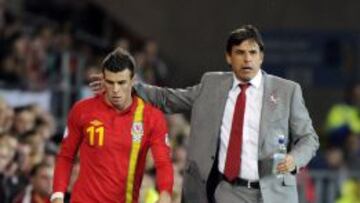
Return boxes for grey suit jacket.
[135,71,319,203]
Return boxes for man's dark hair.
[226,24,265,54]
[102,47,136,77]
[30,162,52,177]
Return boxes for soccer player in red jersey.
[51,48,173,203]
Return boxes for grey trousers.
[214,180,263,203]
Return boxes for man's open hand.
[89,73,104,94]
[276,154,296,173]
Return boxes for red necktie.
[224,83,249,181]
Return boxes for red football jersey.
[53,95,173,203]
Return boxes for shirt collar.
[232,70,262,90]
[99,93,138,115]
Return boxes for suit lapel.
[259,72,277,153]
[210,73,233,152]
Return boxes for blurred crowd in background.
[0,0,360,203]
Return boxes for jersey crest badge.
[131,122,144,141]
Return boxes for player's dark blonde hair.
[102,47,136,77]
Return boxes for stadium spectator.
[13,163,53,203]
[325,82,360,147]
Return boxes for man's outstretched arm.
[89,73,202,113]
[133,83,201,113]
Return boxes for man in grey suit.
[91,24,319,203]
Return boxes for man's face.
[226,39,264,81]
[0,146,11,172]
[14,110,35,134]
[32,167,53,197]
[103,69,134,110]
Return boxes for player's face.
[103,69,134,111]
[226,39,263,81]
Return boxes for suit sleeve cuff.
[290,165,298,175]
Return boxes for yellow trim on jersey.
[90,119,103,127]
[126,98,145,203]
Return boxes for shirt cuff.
[50,192,64,201]
[290,165,298,175]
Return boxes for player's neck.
[104,95,133,113]
[115,97,133,112]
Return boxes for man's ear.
[260,52,264,63]
[225,52,232,65]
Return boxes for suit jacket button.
[211,156,215,160]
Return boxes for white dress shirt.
[218,70,264,181]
